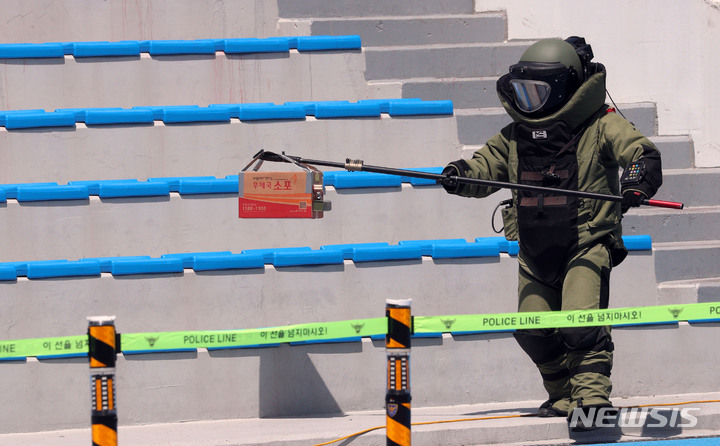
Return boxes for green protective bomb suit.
[441,37,663,419]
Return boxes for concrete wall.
[0,0,279,42]
[475,0,720,167]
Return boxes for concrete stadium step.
[654,240,720,282]
[283,13,506,47]
[455,102,659,145]
[402,76,502,109]
[653,167,720,208]
[0,255,526,341]
[277,0,476,18]
[622,205,720,243]
[658,278,720,305]
[2,393,719,445]
[0,114,459,184]
[0,185,509,262]
[652,135,695,169]
[0,51,369,111]
[0,250,666,433]
[363,41,531,80]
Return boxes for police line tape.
[2,302,719,360]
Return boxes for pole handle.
[642,199,684,210]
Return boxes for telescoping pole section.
[386,299,412,446]
[88,316,118,446]
[255,150,684,209]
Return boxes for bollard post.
[88,316,118,446]
[385,299,412,446]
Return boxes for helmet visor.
[509,79,552,113]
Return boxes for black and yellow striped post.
[88,316,118,446]
[386,298,412,446]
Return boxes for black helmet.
[507,37,593,116]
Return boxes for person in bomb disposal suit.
[439,37,662,431]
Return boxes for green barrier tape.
[3,303,720,359]
[0,318,387,359]
[121,317,387,353]
[414,302,720,333]
[0,335,87,359]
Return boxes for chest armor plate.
[515,121,581,284]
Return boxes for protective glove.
[621,190,646,213]
[437,165,459,194]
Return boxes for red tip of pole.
[642,199,684,210]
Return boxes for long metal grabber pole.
[255,150,684,209]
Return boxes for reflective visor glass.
[509,79,552,113]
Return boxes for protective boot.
[513,329,571,417]
[560,325,614,429]
[536,354,571,417]
[567,399,617,432]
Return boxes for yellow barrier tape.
[2,303,719,359]
[0,335,87,359]
[121,318,386,353]
[414,302,720,333]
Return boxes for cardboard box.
[239,171,315,218]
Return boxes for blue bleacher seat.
[273,249,345,267]
[192,253,266,271]
[223,37,290,54]
[162,107,232,124]
[55,107,125,122]
[145,39,216,55]
[284,101,351,116]
[320,243,391,260]
[0,232,653,282]
[16,185,90,202]
[432,241,500,259]
[26,260,101,279]
[240,104,307,121]
[389,100,454,116]
[82,256,153,273]
[241,247,313,263]
[295,35,361,51]
[99,181,170,198]
[177,178,238,195]
[0,264,18,281]
[86,109,155,125]
[0,36,362,59]
[314,102,381,118]
[399,239,469,256]
[0,42,64,58]
[0,100,453,129]
[351,245,423,262]
[71,41,141,57]
[331,171,403,189]
[162,252,234,269]
[622,234,653,250]
[3,111,75,129]
[110,258,184,276]
[0,183,58,199]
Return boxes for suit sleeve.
[443,126,512,198]
[600,112,663,198]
